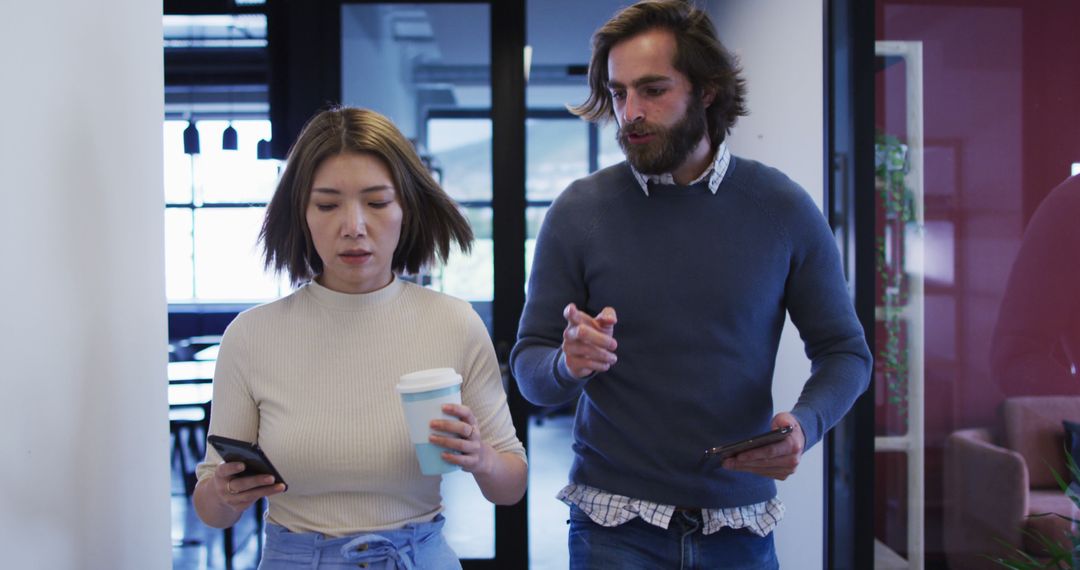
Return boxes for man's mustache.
[618,124,655,138]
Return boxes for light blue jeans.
[568,504,779,569]
[258,515,461,570]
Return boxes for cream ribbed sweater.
[195,277,526,536]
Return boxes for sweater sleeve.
[195,314,260,482]
[780,187,873,450]
[459,305,527,463]
[510,185,593,406]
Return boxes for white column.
[0,1,171,567]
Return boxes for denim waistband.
[263,515,446,570]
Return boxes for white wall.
[0,1,171,567]
[709,1,827,568]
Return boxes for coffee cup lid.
[396,367,462,394]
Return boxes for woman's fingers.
[229,473,280,494]
[429,404,495,472]
[216,462,285,507]
[430,405,480,452]
[432,404,477,438]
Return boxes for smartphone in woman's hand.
[207,434,288,490]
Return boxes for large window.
[426,117,494,302]
[163,119,286,303]
[163,113,607,307]
[426,113,597,298]
[525,117,590,282]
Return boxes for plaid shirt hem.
[558,483,784,537]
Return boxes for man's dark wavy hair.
[570,0,748,146]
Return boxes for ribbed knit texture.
[511,157,872,509]
[196,277,525,536]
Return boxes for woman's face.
[306,152,403,294]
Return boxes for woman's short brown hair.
[569,0,748,146]
[259,106,473,286]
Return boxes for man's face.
[607,29,708,174]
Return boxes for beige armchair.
[944,396,1080,569]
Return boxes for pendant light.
[256,138,272,160]
[222,22,239,152]
[183,120,200,155]
[222,122,238,150]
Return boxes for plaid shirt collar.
[629,141,731,196]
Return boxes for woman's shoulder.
[399,281,486,331]
[400,281,474,313]
[225,287,307,331]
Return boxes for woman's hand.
[429,403,527,505]
[211,461,286,512]
[194,460,286,528]
[429,403,496,477]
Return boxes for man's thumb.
[597,307,617,330]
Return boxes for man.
[510,1,872,568]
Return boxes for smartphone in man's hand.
[207,434,288,490]
[701,425,794,466]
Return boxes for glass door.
[870,1,1080,567]
[336,2,526,567]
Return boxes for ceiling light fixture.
[256,139,272,160]
[222,122,238,150]
[183,120,200,155]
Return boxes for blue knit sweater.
[511,157,872,508]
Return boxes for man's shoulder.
[728,155,800,193]
[727,155,818,212]
[558,161,637,203]
[532,162,637,243]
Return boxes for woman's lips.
[339,251,372,265]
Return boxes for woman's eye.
[369,201,391,209]
[315,204,336,212]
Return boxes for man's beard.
[617,96,708,175]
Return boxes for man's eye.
[645,87,665,97]
[610,91,626,101]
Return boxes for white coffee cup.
[396,368,463,475]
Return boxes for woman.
[193,106,527,569]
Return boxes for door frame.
[267,1,529,567]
